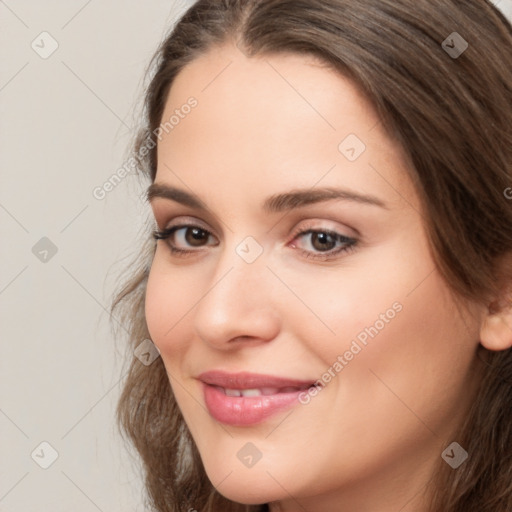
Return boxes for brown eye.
[289,228,357,260]
[310,232,337,252]
[184,227,210,247]
[153,224,218,253]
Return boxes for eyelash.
[152,223,358,261]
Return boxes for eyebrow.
[146,183,387,212]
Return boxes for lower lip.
[202,383,306,426]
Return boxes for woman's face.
[145,45,485,510]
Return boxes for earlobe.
[480,308,512,352]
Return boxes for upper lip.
[198,370,316,390]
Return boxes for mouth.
[198,371,319,426]
[212,383,313,397]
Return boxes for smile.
[198,371,318,426]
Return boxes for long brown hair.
[112,1,512,510]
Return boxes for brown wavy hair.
[112,1,512,510]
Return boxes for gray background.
[1,1,511,511]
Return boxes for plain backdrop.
[1,1,511,511]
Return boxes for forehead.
[155,44,416,209]
[162,44,379,140]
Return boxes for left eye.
[290,229,356,255]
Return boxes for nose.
[192,251,281,350]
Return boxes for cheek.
[326,269,478,442]
[271,239,420,365]
[283,234,480,425]
[144,256,195,356]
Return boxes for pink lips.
[198,371,316,426]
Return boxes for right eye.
[153,224,219,255]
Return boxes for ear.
[480,295,512,352]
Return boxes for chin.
[203,463,290,505]
[216,485,280,506]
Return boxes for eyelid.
[151,204,225,234]
[158,215,215,234]
[154,216,357,241]
[288,218,357,241]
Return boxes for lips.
[198,371,318,426]
[198,370,316,390]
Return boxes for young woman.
[112,1,512,510]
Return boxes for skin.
[144,44,498,511]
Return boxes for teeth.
[224,388,263,397]
[224,388,242,397]
[240,388,262,397]
[222,386,299,397]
